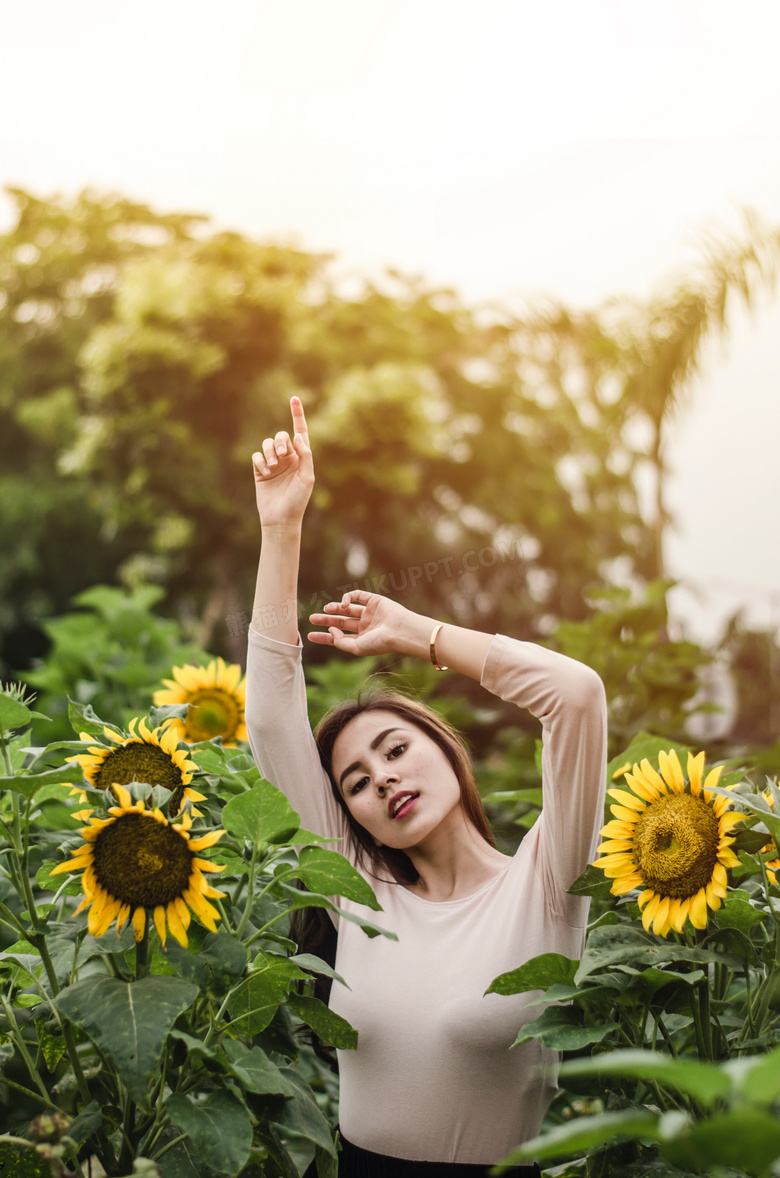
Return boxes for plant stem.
[0,992,52,1104]
[135,925,150,980]
[152,1134,188,1162]
[235,839,261,939]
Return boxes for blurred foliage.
[22,584,209,742]
[720,615,780,774]
[2,187,779,767]
[551,580,712,752]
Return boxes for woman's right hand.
[253,397,315,529]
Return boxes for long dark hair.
[290,689,495,1066]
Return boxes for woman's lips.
[391,793,419,820]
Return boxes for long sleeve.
[245,625,349,849]
[480,635,607,926]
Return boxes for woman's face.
[331,709,463,849]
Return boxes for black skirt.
[305,1135,541,1177]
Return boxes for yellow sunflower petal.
[637,759,667,793]
[642,892,661,932]
[153,905,168,948]
[601,820,636,839]
[188,830,225,852]
[623,772,659,802]
[611,874,643,895]
[687,751,706,797]
[689,887,709,929]
[653,895,672,937]
[607,788,647,812]
[132,907,146,942]
[658,750,685,794]
[166,902,188,948]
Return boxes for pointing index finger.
[290,396,309,442]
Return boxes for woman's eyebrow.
[338,727,404,790]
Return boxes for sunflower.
[153,659,247,746]
[593,750,742,937]
[50,784,226,947]
[68,718,205,815]
[759,788,780,886]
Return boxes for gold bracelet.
[429,623,448,671]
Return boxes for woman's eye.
[350,777,368,795]
[388,743,406,759]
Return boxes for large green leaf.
[166,1089,252,1177]
[512,1005,617,1050]
[285,847,381,909]
[575,924,738,983]
[560,1050,731,1106]
[272,1065,337,1156]
[486,952,578,996]
[0,762,85,799]
[221,780,300,844]
[276,883,396,938]
[56,974,198,1108]
[227,956,302,1036]
[0,695,32,731]
[222,1041,297,1097]
[662,1107,780,1176]
[287,993,358,1049]
[497,1108,659,1169]
[734,1043,780,1106]
[608,733,689,783]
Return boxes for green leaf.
[733,1043,780,1105]
[715,891,765,932]
[287,993,358,1049]
[560,1049,731,1106]
[0,762,84,799]
[288,952,349,988]
[486,952,578,996]
[227,957,299,1036]
[607,733,688,783]
[67,697,111,740]
[166,1089,252,1177]
[512,1005,618,1050]
[66,1099,103,1147]
[276,883,397,938]
[223,1042,297,1097]
[0,695,32,731]
[662,1107,780,1177]
[55,974,198,1109]
[497,1109,659,1168]
[567,863,615,899]
[287,847,381,910]
[221,779,300,844]
[272,1065,337,1156]
[0,1143,50,1178]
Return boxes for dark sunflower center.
[91,813,193,907]
[184,689,240,742]
[633,794,720,898]
[93,742,184,793]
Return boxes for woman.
[246,397,607,1177]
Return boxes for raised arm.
[252,396,314,646]
[247,398,348,846]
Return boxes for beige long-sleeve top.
[246,627,607,1165]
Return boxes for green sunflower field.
[1,190,780,1177]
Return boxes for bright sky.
[2,0,779,641]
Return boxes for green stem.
[152,1134,188,1162]
[136,925,150,980]
[657,1016,679,1057]
[235,839,261,940]
[0,993,52,1104]
[0,1074,59,1109]
[739,967,756,1043]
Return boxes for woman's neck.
[404,814,510,902]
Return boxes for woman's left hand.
[308,590,420,658]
